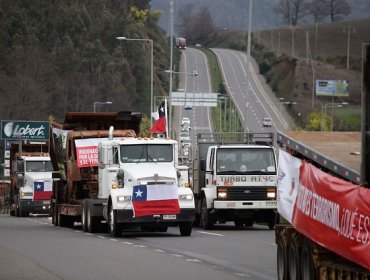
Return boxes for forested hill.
[0,1,170,121]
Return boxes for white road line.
[97,236,106,239]
[197,231,225,237]
[110,239,118,241]
[155,249,166,253]
[171,254,183,258]
[123,241,133,245]
[186,259,201,263]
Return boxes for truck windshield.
[216,148,276,174]
[120,144,173,163]
[26,161,53,172]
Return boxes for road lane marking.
[197,231,224,237]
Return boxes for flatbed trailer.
[276,130,370,279]
[277,131,361,183]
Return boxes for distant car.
[263,117,272,127]
[184,104,193,110]
[181,117,190,126]
[180,132,190,142]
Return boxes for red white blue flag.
[131,184,180,217]
[34,181,53,200]
[150,101,166,134]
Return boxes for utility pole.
[245,0,252,132]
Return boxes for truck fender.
[201,188,215,209]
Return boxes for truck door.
[205,147,215,187]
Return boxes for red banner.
[292,161,370,270]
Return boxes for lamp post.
[116,36,154,126]
[165,70,198,108]
[94,101,112,113]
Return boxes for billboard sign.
[315,80,349,97]
[171,92,218,107]
[1,121,49,140]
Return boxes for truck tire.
[81,199,88,232]
[53,207,59,226]
[109,204,121,237]
[300,239,315,280]
[288,234,301,280]
[87,201,98,233]
[179,222,192,236]
[277,233,288,280]
[234,219,244,229]
[59,213,74,227]
[201,198,214,230]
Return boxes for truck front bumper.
[116,208,195,225]
[214,200,277,209]
[19,200,51,214]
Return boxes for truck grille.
[221,186,272,201]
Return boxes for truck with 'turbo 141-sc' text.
[49,111,195,237]
[192,132,278,230]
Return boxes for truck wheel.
[109,205,121,237]
[201,198,214,230]
[193,213,201,227]
[244,219,254,227]
[234,219,244,229]
[53,207,59,226]
[300,239,315,280]
[179,222,192,236]
[81,199,88,232]
[288,235,301,280]
[268,220,275,230]
[87,201,98,233]
[277,233,288,280]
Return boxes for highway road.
[0,214,277,280]
[212,48,294,132]
[173,47,214,161]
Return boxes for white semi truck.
[192,132,278,229]
[50,112,195,237]
[10,142,53,217]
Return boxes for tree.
[176,4,214,44]
[327,0,351,22]
[275,0,307,26]
[305,0,329,22]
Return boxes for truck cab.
[11,153,53,217]
[94,135,195,237]
[192,132,277,230]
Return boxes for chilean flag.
[34,181,53,200]
[150,101,166,134]
[131,184,180,217]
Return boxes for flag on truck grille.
[33,181,52,200]
[131,184,180,217]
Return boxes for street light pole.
[94,101,112,113]
[168,0,174,137]
[116,36,154,126]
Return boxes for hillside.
[0,1,173,121]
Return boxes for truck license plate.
[163,215,176,220]
[43,201,50,205]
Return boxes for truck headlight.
[179,194,193,200]
[217,188,227,199]
[117,195,131,202]
[267,189,276,199]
